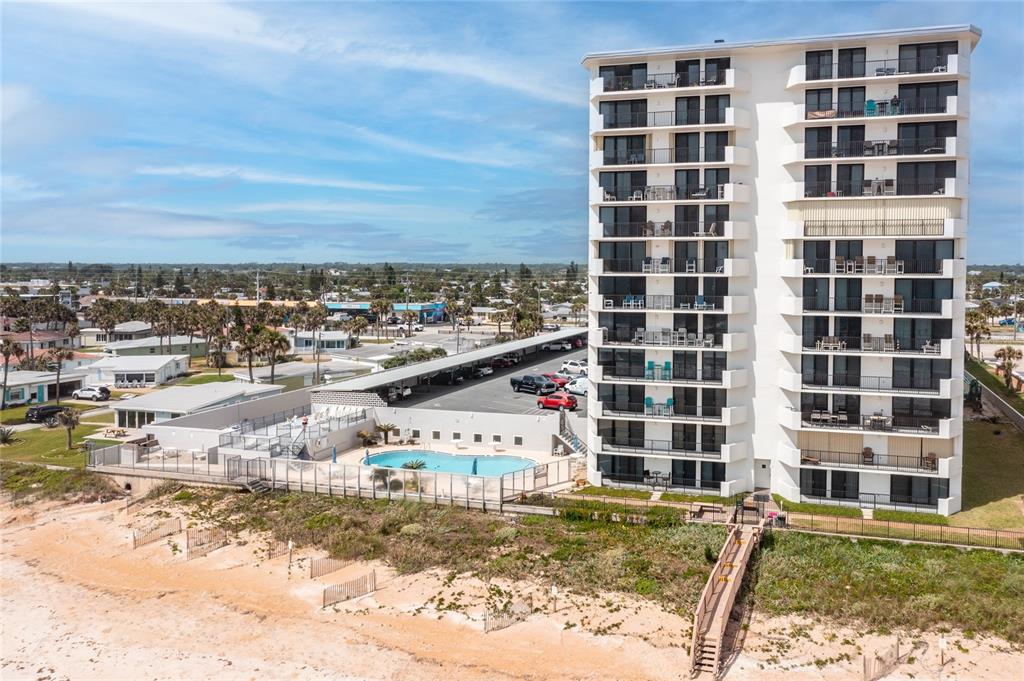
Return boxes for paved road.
[400,349,588,416]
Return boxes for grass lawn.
[0,401,55,425]
[954,420,1024,530]
[572,485,651,500]
[80,410,115,424]
[660,491,745,505]
[873,509,949,525]
[772,494,863,517]
[753,531,1024,643]
[966,358,1024,415]
[0,424,105,468]
[178,373,236,385]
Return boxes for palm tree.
[342,316,368,347]
[180,302,201,368]
[208,334,230,375]
[376,422,397,445]
[56,407,80,451]
[978,299,996,326]
[259,329,291,385]
[1015,300,1024,342]
[370,298,391,341]
[965,310,989,359]
[994,345,1023,391]
[199,301,227,368]
[46,346,77,405]
[1,339,25,410]
[492,309,508,337]
[570,297,585,326]
[234,327,264,383]
[140,299,167,354]
[303,303,328,384]
[402,310,418,337]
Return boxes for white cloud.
[1,174,60,200]
[135,164,418,192]
[228,200,464,222]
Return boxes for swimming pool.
[365,450,536,477]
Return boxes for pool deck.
[336,440,559,468]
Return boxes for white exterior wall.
[585,26,978,514]
[373,407,560,453]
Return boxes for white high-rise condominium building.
[584,25,980,515]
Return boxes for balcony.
[786,177,961,202]
[597,293,748,314]
[596,435,747,463]
[595,257,747,277]
[598,183,750,204]
[785,95,965,127]
[594,327,747,352]
[782,258,963,278]
[594,107,751,133]
[782,218,965,240]
[785,137,959,165]
[779,406,959,438]
[592,68,745,98]
[597,145,751,168]
[786,54,969,88]
[781,370,953,397]
[598,401,747,425]
[785,335,955,358]
[778,443,952,476]
[789,296,955,317]
[594,365,748,389]
[594,220,747,240]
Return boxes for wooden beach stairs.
[689,518,766,678]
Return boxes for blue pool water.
[365,450,535,476]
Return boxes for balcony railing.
[601,437,722,458]
[602,471,726,493]
[805,56,959,81]
[603,146,729,165]
[601,294,726,310]
[600,221,724,238]
[602,108,731,129]
[602,401,724,421]
[601,184,727,201]
[603,328,724,348]
[805,137,949,159]
[801,372,943,394]
[806,335,948,355]
[802,296,946,314]
[802,178,952,198]
[799,410,947,433]
[805,97,947,120]
[798,448,942,473]
[601,366,724,383]
[602,70,728,92]
[803,219,946,237]
[801,258,944,275]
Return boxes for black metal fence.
[783,513,1024,551]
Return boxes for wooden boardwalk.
[689,521,765,678]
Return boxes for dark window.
[805,49,833,80]
[837,47,866,78]
[804,127,832,159]
[806,88,832,113]
[599,99,648,129]
[837,86,865,116]
[898,82,958,113]
[800,469,828,498]
[890,475,949,506]
[704,95,730,124]
[604,135,647,165]
[896,161,956,196]
[831,470,860,500]
[675,59,701,87]
[600,64,647,92]
[898,41,958,74]
[675,96,701,125]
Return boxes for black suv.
[24,405,67,426]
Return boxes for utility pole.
[255,270,261,304]
[403,276,412,337]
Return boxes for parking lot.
[401,348,588,416]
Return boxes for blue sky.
[2,1,1021,264]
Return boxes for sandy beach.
[1,498,1020,681]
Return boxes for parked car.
[510,375,557,394]
[501,353,522,365]
[71,386,111,402]
[540,340,572,351]
[560,359,588,375]
[542,323,561,332]
[537,391,578,411]
[412,323,424,332]
[490,357,513,369]
[571,337,586,348]
[541,372,571,387]
[472,365,494,378]
[564,377,588,396]
[24,404,68,426]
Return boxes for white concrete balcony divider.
[718,479,747,497]
[778,370,803,392]
[722,332,748,352]
[779,297,804,316]
[719,441,747,463]
[785,53,969,89]
[720,369,748,389]
[720,406,747,426]
[779,334,804,354]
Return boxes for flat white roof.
[111,382,281,414]
[88,355,187,371]
[582,24,981,64]
[231,359,363,380]
[105,334,200,350]
[3,370,85,387]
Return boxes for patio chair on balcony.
[645,360,656,380]
[642,257,654,273]
[604,298,614,309]
[881,297,895,314]
[603,190,617,201]
[836,411,848,426]
[644,396,654,415]
[685,333,698,347]
[661,220,673,236]
[631,190,644,201]
[663,361,672,379]
[893,295,905,313]
[834,255,846,273]
[864,99,877,116]
[689,186,709,200]
[864,255,878,273]
[702,335,715,348]
[924,452,938,470]
[694,294,707,310]
[685,259,697,273]
[658,257,672,273]
[862,447,875,465]
[883,178,896,196]
[854,256,866,273]
[884,334,896,352]
[885,255,898,274]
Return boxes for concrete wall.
[372,406,560,453]
[157,388,312,430]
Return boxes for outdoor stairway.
[689,521,765,678]
[245,479,270,494]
